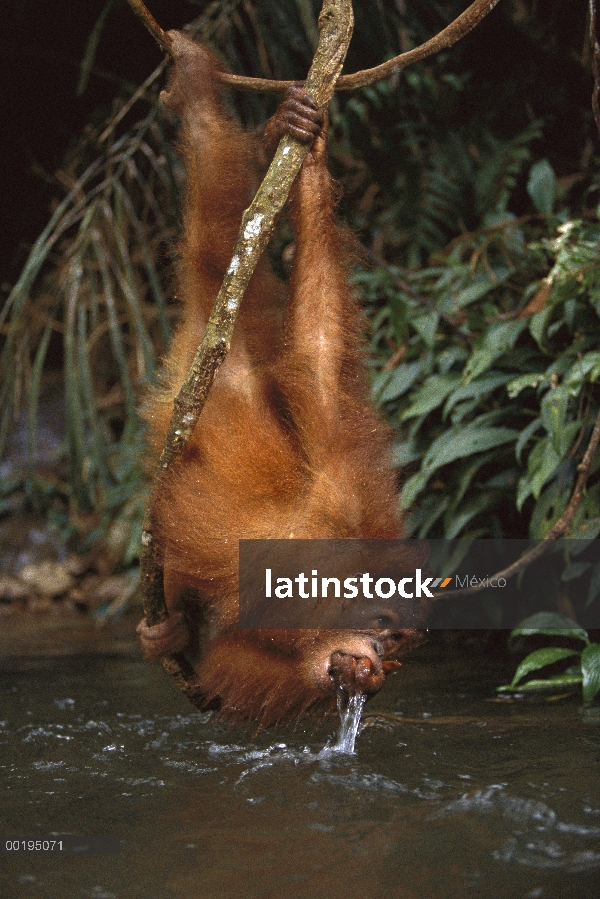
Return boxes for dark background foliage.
[1,0,191,288]
[0,0,592,287]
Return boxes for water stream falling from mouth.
[325,688,366,754]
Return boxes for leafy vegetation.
[367,207,600,544]
[497,612,600,703]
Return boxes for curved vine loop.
[126,0,504,92]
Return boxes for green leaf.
[528,483,569,539]
[483,211,525,253]
[573,482,600,530]
[406,495,449,538]
[509,612,589,644]
[581,644,600,703]
[421,425,518,473]
[527,159,556,215]
[454,270,509,309]
[519,436,562,506]
[529,304,554,348]
[401,424,517,507]
[540,386,569,455]
[412,311,439,348]
[449,397,483,425]
[452,450,497,508]
[401,374,461,420]
[464,320,527,383]
[443,372,511,418]
[444,493,495,539]
[449,404,508,431]
[374,360,425,405]
[436,345,469,373]
[565,351,600,391]
[400,469,430,509]
[498,674,582,693]
[388,294,409,344]
[566,517,600,552]
[507,373,545,399]
[515,418,543,465]
[510,647,581,688]
[391,437,422,468]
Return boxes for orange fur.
[138,32,422,727]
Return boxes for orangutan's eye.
[373,615,395,629]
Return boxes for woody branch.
[125,0,504,91]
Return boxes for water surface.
[1,642,599,898]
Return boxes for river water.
[1,638,599,899]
